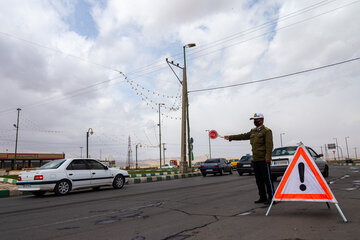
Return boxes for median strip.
[127,173,201,184]
[0,172,201,197]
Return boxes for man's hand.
[266,158,271,164]
[224,136,230,140]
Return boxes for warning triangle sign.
[273,145,337,203]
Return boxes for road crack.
[159,203,268,240]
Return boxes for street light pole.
[13,108,21,170]
[183,43,196,171]
[345,136,350,159]
[280,133,285,147]
[205,130,212,159]
[86,128,94,158]
[333,138,340,160]
[158,103,164,168]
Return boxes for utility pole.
[205,130,212,159]
[354,147,358,160]
[158,103,164,168]
[280,133,285,147]
[13,108,21,170]
[163,143,166,165]
[345,136,350,159]
[127,136,133,169]
[333,138,340,160]
[86,128,93,158]
[135,143,141,170]
[165,43,196,173]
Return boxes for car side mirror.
[318,154,323,158]
[104,166,108,170]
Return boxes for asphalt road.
[0,165,359,240]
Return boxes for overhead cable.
[188,57,360,93]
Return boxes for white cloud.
[0,0,359,166]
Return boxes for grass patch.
[0,175,18,180]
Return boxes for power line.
[125,0,337,76]
[0,0,358,115]
[124,0,360,80]
[188,57,360,93]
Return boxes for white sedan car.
[161,164,177,169]
[16,158,129,196]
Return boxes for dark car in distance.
[200,158,232,177]
[236,155,254,176]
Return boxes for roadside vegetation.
[0,175,18,180]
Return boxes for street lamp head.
[88,128,94,135]
[185,43,196,48]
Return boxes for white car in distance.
[16,158,129,196]
[161,164,177,169]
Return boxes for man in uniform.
[224,113,274,204]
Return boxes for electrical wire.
[188,57,360,93]
[0,0,358,115]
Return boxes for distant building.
[0,153,65,170]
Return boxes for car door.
[66,159,91,188]
[87,159,113,186]
[307,147,325,171]
[221,159,230,172]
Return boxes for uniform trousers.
[253,161,274,200]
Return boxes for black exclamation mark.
[298,162,306,191]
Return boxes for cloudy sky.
[0,0,359,166]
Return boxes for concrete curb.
[127,172,201,184]
[0,172,201,198]
[334,163,360,166]
[0,189,30,198]
[129,171,178,178]
[0,177,17,184]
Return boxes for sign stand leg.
[266,200,274,216]
[335,203,348,223]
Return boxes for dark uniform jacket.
[228,125,273,162]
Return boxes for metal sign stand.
[266,200,347,223]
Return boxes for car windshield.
[205,159,220,163]
[39,159,66,169]
[272,147,297,156]
[240,155,252,162]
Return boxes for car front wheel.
[54,180,71,196]
[322,165,329,178]
[113,175,125,189]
